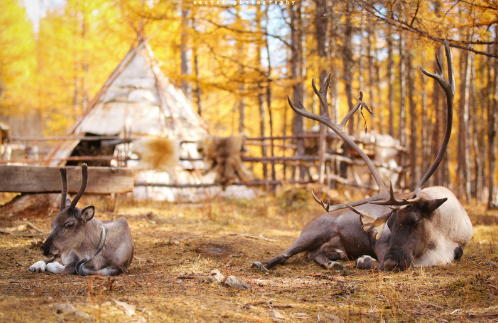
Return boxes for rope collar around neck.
[76,225,108,276]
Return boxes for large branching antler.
[288,74,390,213]
[69,163,88,210]
[371,40,454,206]
[349,40,455,239]
[413,40,455,197]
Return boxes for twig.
[0,229,18,239]
[19,221,44,233]
[124,275,144,288]
[272,304,293,309]
[488,284,498,291]
[242,301,267,309]
[228,233,277,242]
[176,275,202,280]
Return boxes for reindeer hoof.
[356,255,378,270]
[251,261,269,274]
[30,260,47,273]
[327,261,345,275]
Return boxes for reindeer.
[253,41,472,272]
[30,164,134,276]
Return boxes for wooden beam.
[0,165,134,194]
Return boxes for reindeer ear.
[79,206,95,223]
[417,198,448,216]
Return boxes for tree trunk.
[357,14,364,132]
[290,2,305,179]
[458,49,471,202]
[265,6,275,182]
[328,0,340,124]
[488,37,498,209]
[343,1,354,134]
[470,53,481,202]
[407,46,417,190]
[194,47,202,116]
[341,1,354,179]
[314,0,328,184]
[366,18,375,133]
[398,33,406,187]
[256,6,267,179]
[387,22,394,138]
[181,3,192,102]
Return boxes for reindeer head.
[40,164,95,258]
[381,198,448,270]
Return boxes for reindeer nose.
[40,243,50,256]
[383,251,411,271]
[383,258,400,271]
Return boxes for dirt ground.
[0,191,498,322]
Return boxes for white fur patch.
[46,261,65,274]
[356,255,377,267]
[413,187,473,267]
[29,261,47,273]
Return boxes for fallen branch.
[228,233,277,242]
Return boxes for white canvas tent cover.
[49,41,208,170]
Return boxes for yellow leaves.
[0,0,36,116]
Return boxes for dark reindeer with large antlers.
[30,164,134,276]
[253,41,472,272]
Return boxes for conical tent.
[46,41,210,200]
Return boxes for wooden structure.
[0,165,133,194]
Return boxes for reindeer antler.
[69,164,88,210]
[292,41,454,219]
[59,167,68,211]
[412,40,455,198]
[288,74,390,212]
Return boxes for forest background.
[0,0,497,207]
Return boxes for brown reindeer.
[253,41,472,272]
[30,164,134,276]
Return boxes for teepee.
[46,41,210,201]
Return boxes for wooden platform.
[0,165,134,194]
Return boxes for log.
[0,165,134,193]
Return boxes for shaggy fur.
[132,138,179,173]
[197,134,250,189]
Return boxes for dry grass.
[0,192,497,322]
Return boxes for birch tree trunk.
[314,0,328,184]
[328,0,340,124]
[181,3,192,102]
[407,46,417,190]
[458,49,471,202]
[387,22,394,137]
[290,2,305,180]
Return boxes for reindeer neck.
[77,218,104,257]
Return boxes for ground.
[0,191,497,322]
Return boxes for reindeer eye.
[65,223,75,229]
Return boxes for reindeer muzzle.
[383,251,412,271]
[40,238,59,258]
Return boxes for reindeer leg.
[255,229,339,271]
[356,232,390,270]
[78,265,121,276]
